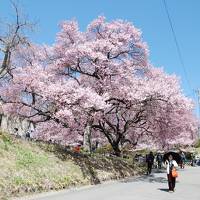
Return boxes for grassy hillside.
[0,132,142,200]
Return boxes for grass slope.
[0,132,141,200]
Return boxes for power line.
[162,0,193,94]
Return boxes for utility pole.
[195,89,200,138]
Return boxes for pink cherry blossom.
[0,17,198,156]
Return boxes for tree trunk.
[83,122,92,153]
[112,143,121,157]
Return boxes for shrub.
[0,132,12,150]
[95,144,113,155]
[195,139,200,148]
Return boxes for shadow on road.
[121,175,167,183]
[121,169,168,184]
[158,188,169,192]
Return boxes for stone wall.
[0,114,34,137]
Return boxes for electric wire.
[162,0,193,95]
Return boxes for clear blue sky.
[1,0,200,114]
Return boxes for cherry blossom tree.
[1,17,198,156]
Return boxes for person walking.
[156,153,163,169]
[165,154,178,192]
[146,151,154,175]
[180,151,186,169]
[191,153,196,166]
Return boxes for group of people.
[146,151,163,175]
[13,127,34,140]
[145,151,186,193]
[146,151,187,174]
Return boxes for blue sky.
[1,0,200,114]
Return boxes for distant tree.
[0,1,33,81]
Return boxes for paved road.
[17,167,200,200]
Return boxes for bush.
[95,144,114,155]
[195,139,200,148]
[0,132,12,150]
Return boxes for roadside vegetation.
[0,132,144,199]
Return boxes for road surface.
[16,167,200,200]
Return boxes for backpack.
[157,154,162,162]
[147,155,154,163]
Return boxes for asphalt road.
[17,166,200,200]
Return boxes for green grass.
[0,132,140,199]
[0,132,88,199]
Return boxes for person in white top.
[165,154,178,192]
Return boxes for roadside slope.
[0,132,141,199]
